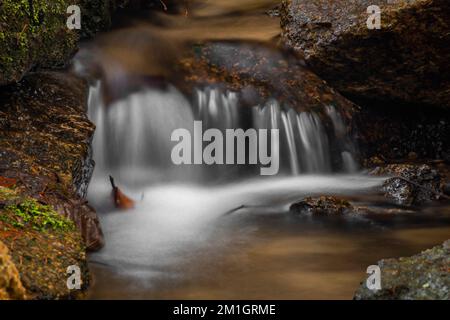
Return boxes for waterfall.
[326,105,359,173]
[88,83,359,182]
[281,110,300,175]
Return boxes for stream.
[80,0,450,299]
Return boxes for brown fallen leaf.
[109,176,135,210]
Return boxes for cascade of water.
[296,112,331,173]
[252,101,332,174]
[281,109,300,175]
[195,88,239,130]
[326,105,359,173]
[89,83,197,184]
[88,84,359,182]
[88,82,106,169]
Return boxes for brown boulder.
[290,196,353,215]
[178,41,358,116]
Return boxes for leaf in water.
[109,176,135,210]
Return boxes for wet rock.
[0,0,78,85]
[179,41,358,116]
[281,0,450,108]
[79,0,132,38]
[290,196,353,215]
[79,0,181,39]
[0,240,27,300]
[354,104,450,161]
[354,240,450,300]
[0,71,104,250]
[370,164,441,205]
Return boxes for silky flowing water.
[82,0,450,299]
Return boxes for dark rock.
[443,151,450,164]
[354,240,450,300]
[370,164,441,205]
[354,104,450,161]
[290,196,353,215]
[0,71,104,251]
[443,183,450,196]
[78,0,181,39]
[281,0,450,109]
[408,152,418,161]
[78,0,132,39]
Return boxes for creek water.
[82,0,450,299]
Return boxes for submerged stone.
[290,196,353,215]
[370,164,442,205]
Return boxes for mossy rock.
[0,0,79,85]
[0,186,89,299]
[0,0,143,85]
[354,240,450,300]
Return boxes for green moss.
[0,0,137,83]
[0,198,75,233]
[0,0,79,84]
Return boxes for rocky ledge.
[0,71,103,298]
[354,240,450,300]
[179,41,358,116]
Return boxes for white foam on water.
[89,174,384,280]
